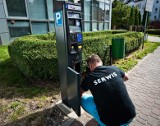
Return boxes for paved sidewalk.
[148,36,160,42]
[126,46,160,126]
[61,44,160,126]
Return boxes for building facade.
[0,0,112,45]
[125,0,160,22]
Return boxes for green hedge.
[8,34,58,80]
[82,32,143,68]
[83,30,128,37]
[8,31,143,81]
[146,29,160,35]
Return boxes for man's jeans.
[81,94,132,126]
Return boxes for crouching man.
[81,54,136,126]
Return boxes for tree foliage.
[134,7,139,25]
[112,1,130,28]
[129,7,134,25]
[112,1,142,29]
[138,11,141,25]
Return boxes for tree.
[138,11,141,25]
[134,7,139,26]
[112,0,118,8]
[128,7,134,31]
[112,1,131,29]
[129,7,134,25]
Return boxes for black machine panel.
[67,67,81,116]
[54,1,82,116]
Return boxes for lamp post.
[142,0,154,49]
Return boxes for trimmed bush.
[8,31,143,81]
[82,31,143,68]
[83,30,128,37]
[146,29,160,35]
[8,34,58,80]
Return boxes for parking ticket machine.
[54,1,82,116]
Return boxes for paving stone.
[128,122,135,126]
[137,117,147,125]
[141,107,151,116]
[134,121,145,126]
[147,97,155,103]
[138,113,149,121]
[148,116,160,126]
[150,113,160,120]
[135,100,144,107]
[153,103,160,109]
[154,99,160,105]
[151,108,160,116]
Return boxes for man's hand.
[123,73,129,81]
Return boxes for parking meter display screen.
[68,13,80,18]
[69,26,81,33]
[69,19,81,33]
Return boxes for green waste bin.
[112,38,125,59]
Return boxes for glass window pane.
[104,0,110,4]
[49,22,55,32]
[6,0,27,17]
[32,22,48,34]
[84,22,91,32]
[47,0,54,20]
[105,4,109,21]
[84,0,91,21]
[92,0,99,21]
[98,0,104,2]
[8,20,30,38]
[104,22,109,30]
[99,22,104,30]
[28,0,47,19]
[92,22,98,31]
[99,2,104,21]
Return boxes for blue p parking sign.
[55,11,63,26]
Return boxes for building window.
[8,20,30,37]
[137,3,141,9]
[47,0,54,20]
[84,22,91,31]
[104,4,109,21]
[99,22,104,30]
[49,22,55,32]
[99,2,105,21]
[6,0,27,17]
[84,0,91,21]
[154,16,157,20]
[155,8,158,13]
[92,0,99,21]
[31,22,48,34]
[104,22,109,30]
[28,0,47,19]
[92,22,98,31]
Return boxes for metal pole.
[110,45,112,65]
[142,11,148,49]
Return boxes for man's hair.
[86,54,102,65]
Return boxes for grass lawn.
[114,41,160,72]
[0,41,160,125]
[0,45,62,125]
